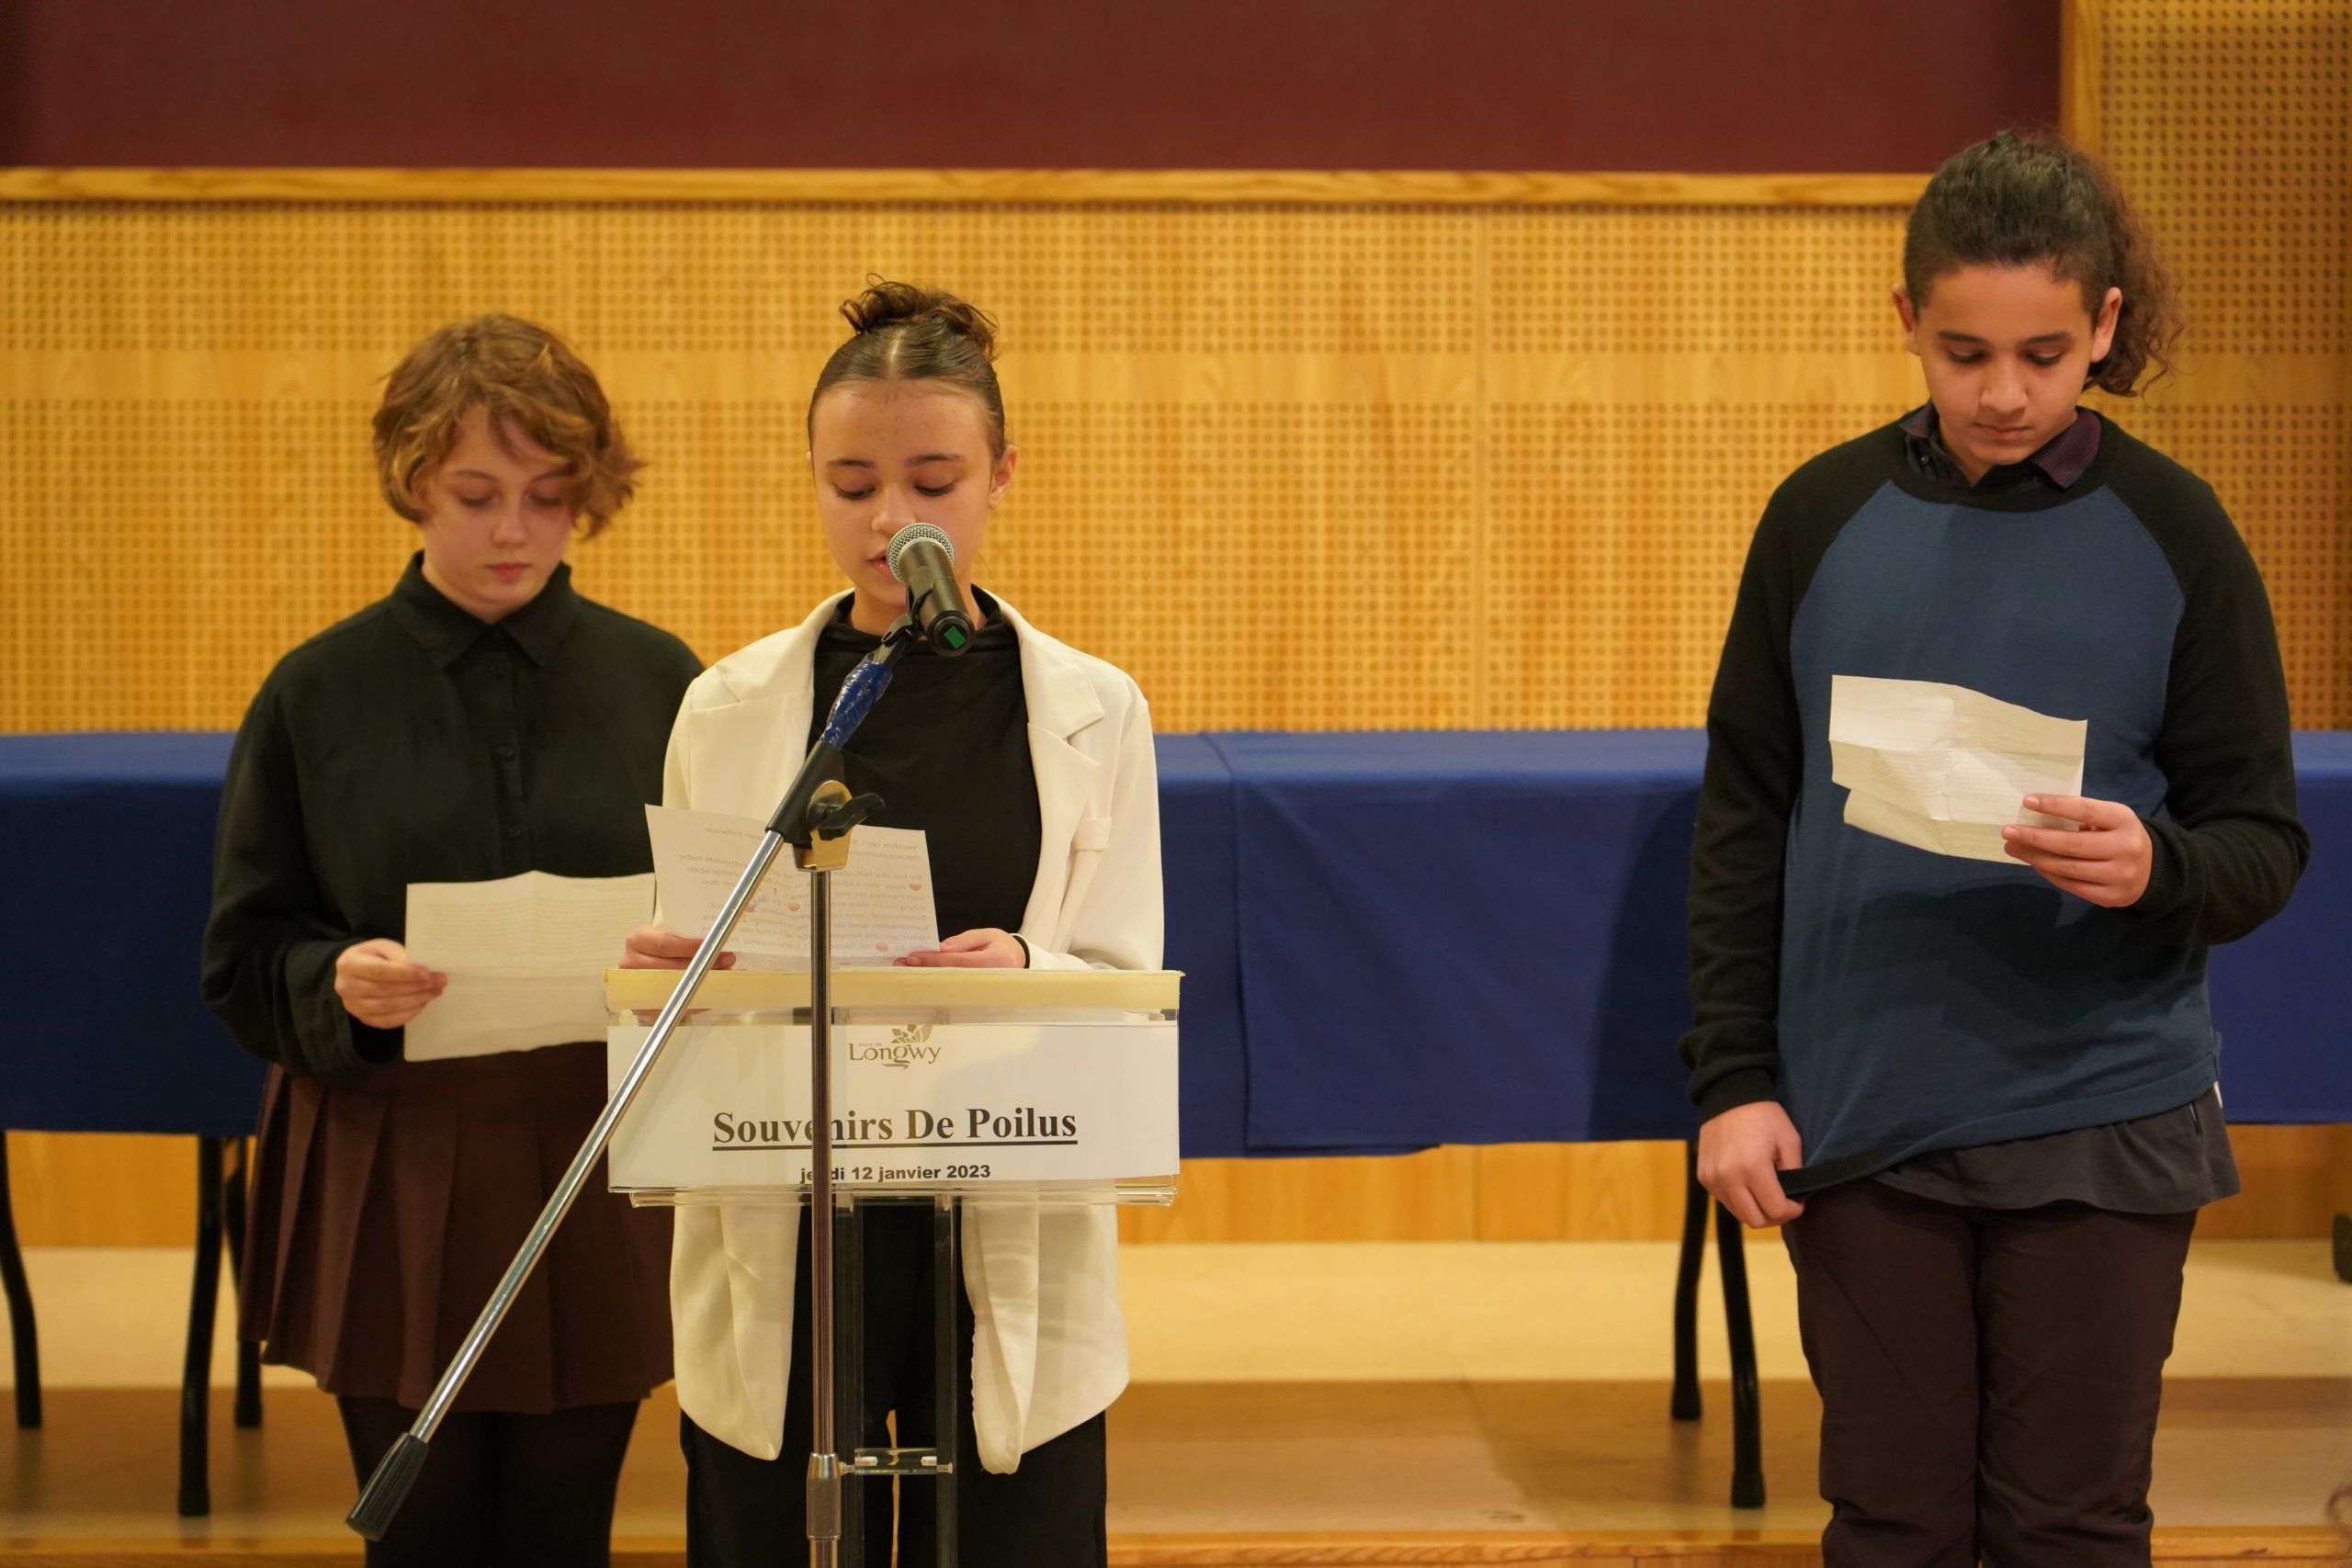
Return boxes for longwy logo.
[850,1024,939,1070]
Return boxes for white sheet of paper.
[644,805,940,967]
[1828,675,2086,863]
[401,870,655,1060]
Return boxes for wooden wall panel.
[1118,1148,1479,1245]
[13,1125,2344,1247]
[5,1133,198,1248]
[1105,1126,2339,1247]
[1,209,2339,736]
[2195,1125,2352,1240]
[1472,1142,1695,1243]
[0,201,1929,738]
[2078,0,2352,721]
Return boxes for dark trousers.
[337,1395,641,1568]
[682,1204,1109,1568]
[1783,1179,2197,1568]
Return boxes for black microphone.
[886,523,975,655]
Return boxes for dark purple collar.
[1899,405,2103,491]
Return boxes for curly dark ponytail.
[1904,130,2180,396]
[808,277,1007,454]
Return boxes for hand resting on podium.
[896,927,1024,968]
[616,922,1024,970]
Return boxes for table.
[11,727,2347,1156]
[0,732,262,1514]
[8,728,2348,1515]
[0,733,261,1135]
[1162,729,2352,1156]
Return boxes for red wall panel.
[0,0,2058,173]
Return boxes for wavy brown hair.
[808,279,1006,456]
[373,314,642,537]
[1904,130,2180,396]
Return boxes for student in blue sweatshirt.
[1681,131,2308,1566]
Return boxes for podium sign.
[607,1018,1179,1191]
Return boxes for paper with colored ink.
[644,804,940,968]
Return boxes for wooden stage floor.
[3,1240,2344,1564]
[5,1383,2342,1565]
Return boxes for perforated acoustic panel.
[0,201,1924,734]
[2083,0,2351,725]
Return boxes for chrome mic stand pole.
[802,784,847,1566]
[346,626,916,1545]
[799,773,961,1568]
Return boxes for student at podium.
[623,279,1162,1567]
[202,317,701,1568]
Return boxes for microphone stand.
[348,618,924,1564]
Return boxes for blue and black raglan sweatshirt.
[1679,415,2310,1191]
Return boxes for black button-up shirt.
[203,555,701,1085]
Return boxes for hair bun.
[840,277,999,360]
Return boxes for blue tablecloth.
[6,730,2346,1151]
[2210,732,2352,1125]
[0,733,262,1135]
[1167,730,2352,1156]
[1180,730,1704,1154]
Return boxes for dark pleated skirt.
[238,1040,673,1414]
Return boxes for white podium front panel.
[606,1019,1179,1195]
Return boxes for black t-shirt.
[809,589,1042,942]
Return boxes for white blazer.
[659,592,1163,1472]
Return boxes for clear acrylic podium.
[604,966,1180,1565]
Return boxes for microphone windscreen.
[886,523,956,584]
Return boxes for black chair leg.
[1713,1200,1766,1509]
[223,1137,261,1428]
[178,1135,226,1517]
[0,1134,40,1428]
[1670,1139,1706,1422]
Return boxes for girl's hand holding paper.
[2001,794,2154,907]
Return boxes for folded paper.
[403,870,656,1059]
[1828,675,2086,863]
